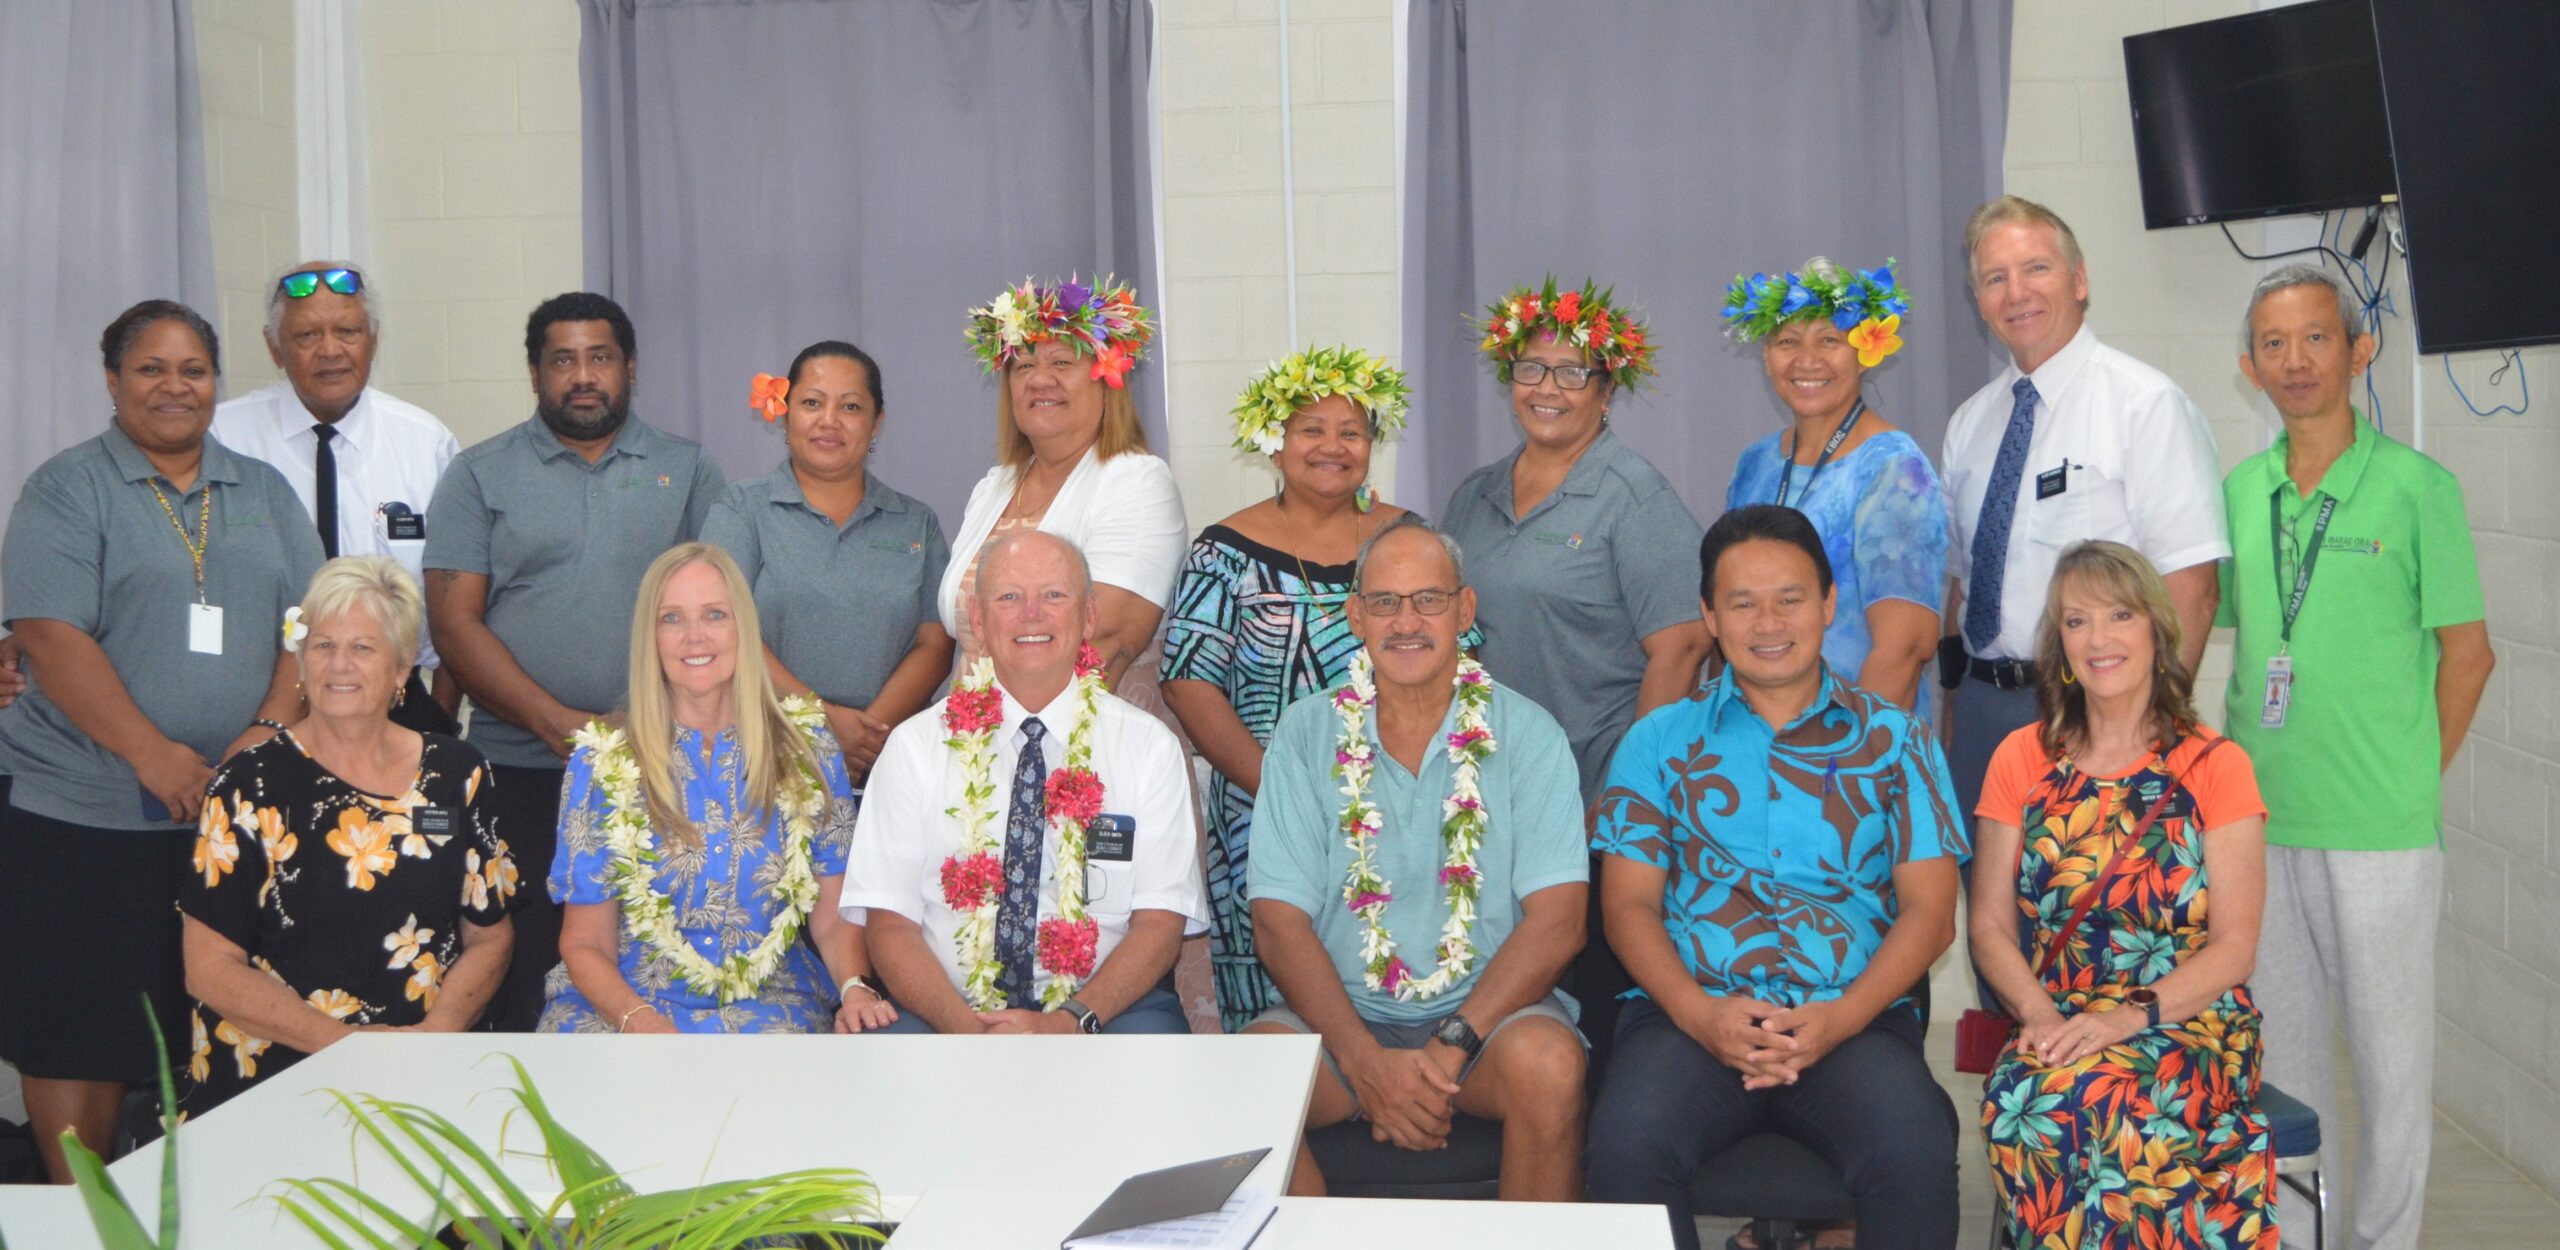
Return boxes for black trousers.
[1586,998,1960,1250]
[482,763,565,1033]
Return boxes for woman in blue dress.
[1722,257,1948,714]
[1163,347,1479,1031]
[541,543,895,1034]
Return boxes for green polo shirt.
[2216,415,2482,850]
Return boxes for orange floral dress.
[1976,728,2279,1249]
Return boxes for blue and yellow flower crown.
[1721,257,1911,367]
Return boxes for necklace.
[937,645,1110,1010]
[570,697,829,1004]
[1774,398,1866,507]
[1332,649,1497,1001]
[1272,492,1367,627]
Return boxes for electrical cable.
[2445,351,2530,418]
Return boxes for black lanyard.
[2271,488,2337,650]
[1774,398,1864,508]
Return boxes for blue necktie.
[994,717,1048,1007]
[1964,378,2040,654]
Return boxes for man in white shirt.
[1939,196,2229,821]
[844,530,1206,1034]
[211,260,464,734]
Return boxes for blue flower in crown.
[1779,281,1817,317]
[1831,301,1866,332]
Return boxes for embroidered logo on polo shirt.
[658,473,672,487]
[1532,530,1586,549]
[868,538,926,555]
[2321,536,2383,555]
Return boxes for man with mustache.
[422,291,724,1031]
[1244,518,1590,1202]
[843,529,1206,1035]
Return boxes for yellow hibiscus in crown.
[1847,314,1903,367]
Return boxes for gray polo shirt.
[1441,428,1705,799]
[701,463,950,709]
[0,425,325,829]
[423,416,722,768]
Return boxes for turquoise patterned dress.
[540,724,857,1033]
[1164,523,1481,1031]
[1726,427,1948,719]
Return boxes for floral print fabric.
[1976,728,2278,1249]
[178,732,515,1116]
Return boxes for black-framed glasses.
[1509,360,1605,390]
[278,268,362,299]
[1355,588,1460,616]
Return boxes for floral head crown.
[1477,278,1656,389]
[1721,256,1911,367]
[964,275,1155,389]
[1231,345,1410,457]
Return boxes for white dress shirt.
[1941,325,2230,660]
[212,382,462,670]
[842,681,1208,1004]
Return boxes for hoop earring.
[2061,666,2076,685]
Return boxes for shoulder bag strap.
[2031,736,2227,980]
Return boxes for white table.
[21,1032,1319,1248]
[887,1185,1678,1248]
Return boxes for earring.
[2061,666,2076,685]
[1354,481,1375,513]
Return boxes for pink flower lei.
[937,643,1111,1010]
[1332,649,1498,1002]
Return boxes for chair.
[1688,1132,1854,1249]
[1305,1112,1503,1200]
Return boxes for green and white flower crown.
[1231,344,1411,457]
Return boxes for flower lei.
[964,275,1155,389]
[568,696,829,1004]
[1477,277,1657,389]
[1333,649,1498,1001]
[937,644,1110,1011]
[1231,344,1411,457]
[1721,255,1911,367]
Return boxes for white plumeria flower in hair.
[281,606,308,652]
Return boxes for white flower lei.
[940,655,1109,1011]
[1333,648,1498,1001]
[570,696,829,1005]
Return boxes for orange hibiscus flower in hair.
[750,372,790,421]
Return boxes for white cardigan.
[936,446,1190,632]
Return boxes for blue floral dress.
[1726,428,1949,719]
[540,724,857,1033]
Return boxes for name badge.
[412,806,456,837]
[188,603,224,655]
[2035,464,2069,500]
[2260,654,2293,729]
[1087,813,1136,862]
[386,512,425,541]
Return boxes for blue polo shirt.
[1593,666,1966,1011]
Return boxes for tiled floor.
[1903,1019,2560,1250]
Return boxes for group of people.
[0,191,2492,1250]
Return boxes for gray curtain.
[580,0,1160,524]
[1398,0,2011,522]
[0,0,216,516]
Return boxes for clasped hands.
[1684,993,1855,1090]
[2013,1001,2146,1069]
[1343,1039,1467,1153]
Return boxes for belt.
[1966,656,2036,691]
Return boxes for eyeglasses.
[1509,360,1605,390]
[1354,589,1460,616]
[278,268,363,299]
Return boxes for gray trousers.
[2256,843,2442,1250]
[1948,680,2039,825]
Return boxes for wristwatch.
[1062,997,1104,1035]
[2127,988,2161,1029]
[1430,1013,1485,1060]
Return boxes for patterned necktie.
[311,423,340,559]
[1963,378,2040,654]
[994,716,1048,1007]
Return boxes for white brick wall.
[1159,0,1399,528]
[195,0,300,392]
[359,0,582,448]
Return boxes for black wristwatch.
[1062,997,1103,1035]
[2128,988,2160,1029]
[1430,1013,1484,1060]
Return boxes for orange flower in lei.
[749,372,790,421]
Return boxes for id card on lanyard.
[2262,491,2336,729]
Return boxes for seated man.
[843,530,1204,1034]
[1247,519,1589,1202]
[1585,505,1966,1250]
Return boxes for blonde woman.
[541,543,892,1033]
[180,556,514,1117]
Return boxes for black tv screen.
[2373,0,2560,354]
[2124,0,2396,229]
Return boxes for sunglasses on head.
[278,268,363,298]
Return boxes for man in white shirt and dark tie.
[211,260,465,734]
[1939,196,2230,821]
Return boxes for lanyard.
[147,479,214,604]
[2270,488,2336,650]
[1774,398,1865,508]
